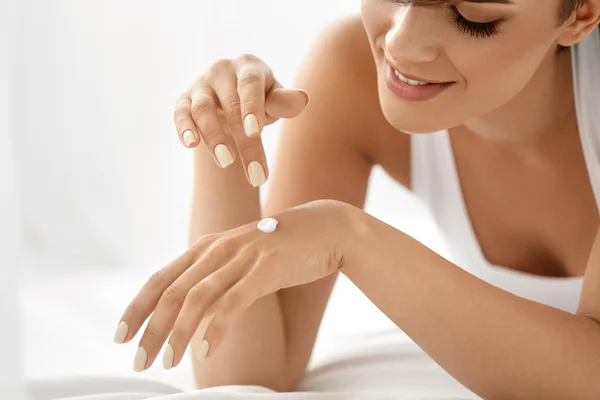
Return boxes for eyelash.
[384,1,500,39]
[450,6,499,38]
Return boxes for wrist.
[339,202,374,274]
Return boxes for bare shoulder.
[294,14,411,188]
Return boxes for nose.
[385,7,440,64]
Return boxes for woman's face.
[361,0,569,133]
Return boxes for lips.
[385,63,455,102]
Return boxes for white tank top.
[411,28,600,314]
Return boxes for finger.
[114,236,214,345]
[135,237,238,371]
[198,270,262,360]
[265,87,311,122]
[211,73,269,187]
[136,237,238,370]
[174,96,201,149]
[189,84,236,169]
[235,57,270,138]
[164,255,252,369]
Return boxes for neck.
[461,48,577,152]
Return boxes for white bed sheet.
[20,265,479,399]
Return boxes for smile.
[393,69,431,86]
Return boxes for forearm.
[188,146,289,391]
[188,144,260,239]
[343,211,600,400]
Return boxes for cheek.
[455,25,557,114]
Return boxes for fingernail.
[197,339,210,360]
[244,114,259,137]
[296,89,311,106]
[113,321,128,344]
[248,161,266,187]
[183,130,197,147]
[197,314,214,340]
[163,344,174,370]
[133,347,147,372]
[214,144,234,168]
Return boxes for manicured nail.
[197,339,210,360]
[133,347,147,372]
[248,161,266,187]
[296,89,311,106]
[182,130,197,147]
[244,114,259,137]
[113,321,128,344]
[197,315,213,340]
[163,344,174,370]
[214,144,234,168]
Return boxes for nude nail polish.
[113,321,128,344]
[198,340,210,360]
[183,130,196,147]
[296,89,311,106]
[215,144,234,168]
[163,344,174,370]
[133,347,147,372]
[244,114,259,136]
[248,161,266,187]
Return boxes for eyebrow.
[462,0,514,3]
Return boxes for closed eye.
[451,6,500,38]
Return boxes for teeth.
[394,69,431,86]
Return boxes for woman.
[114,0,600,398]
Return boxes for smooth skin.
[115,0,600,398]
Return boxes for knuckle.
[187,284,209,304]
[174,97,189,112]
[161,284,185,307]
[208,58,233,77]
[125,300,141,316]
[238,53,260,63]
[211,236,228,249]
[147,269,166,290]
[142,327,161,343]
[199,126,219,141]
[198,233,218,247]
[202,273,225,292]
[224,94,242,116]
[173,106,190,127]
[237,72,262,88]
[211,236,237,256]
[191,97,215,120]
[187,234,215,255]
[240,97,255,113]
[236,141,262,155]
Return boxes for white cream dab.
[257,217,278,233]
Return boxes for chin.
[379,104,449,134]
[378,91,459,134]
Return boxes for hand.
[113,199,359,372]
[173,54,310,187]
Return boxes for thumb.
[264,88,310,123]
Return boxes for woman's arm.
[342,211,600,400]
[190,15,383,390]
